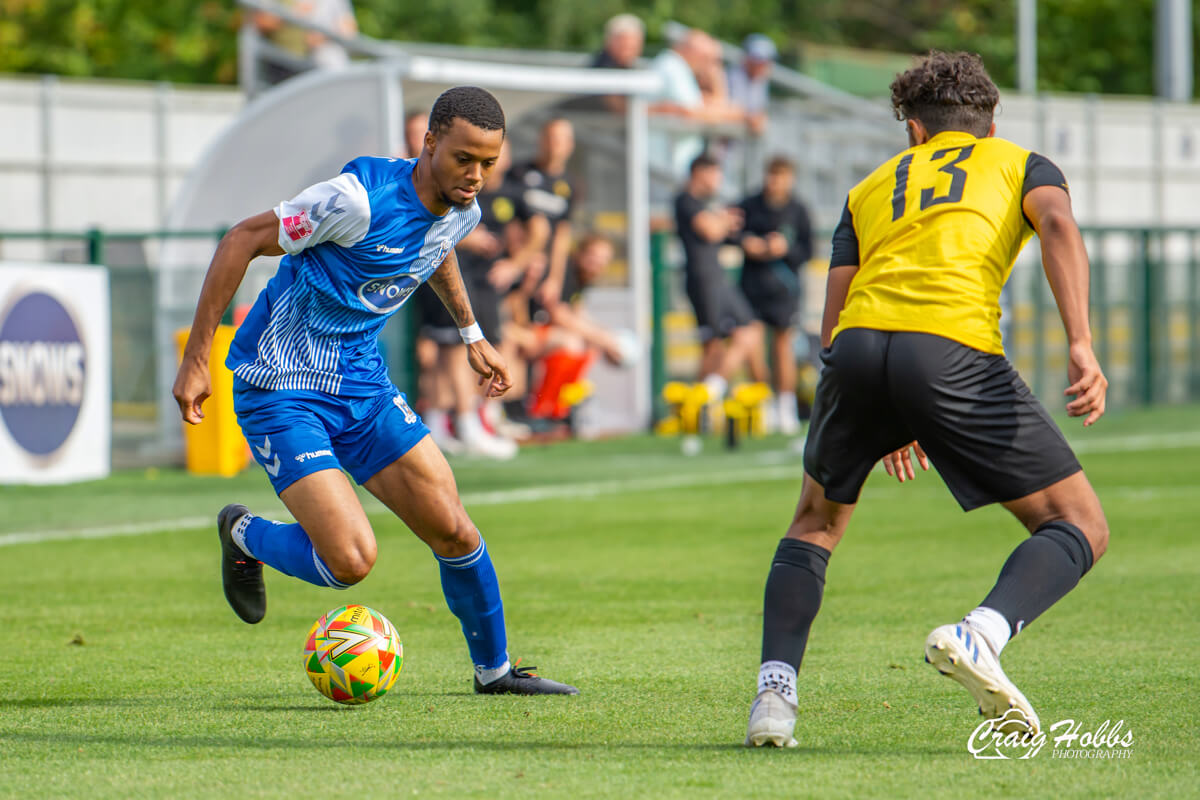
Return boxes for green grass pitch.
[1,406,1197,798]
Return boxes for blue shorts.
[233,379,430,494]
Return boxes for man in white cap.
[729,33,777,136]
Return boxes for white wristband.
[459,322,484,344]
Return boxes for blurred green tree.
[0,0,1192,98]
[0,0,240,83]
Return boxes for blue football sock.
[236,514,348,590]
[435,537,508,670]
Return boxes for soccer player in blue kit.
[172,86,578,696]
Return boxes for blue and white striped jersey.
[227,157,480,396]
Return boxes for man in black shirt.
[738,156,814,434]
[589,14,645,114]
[675,153,760,400]
[511,118,577,312]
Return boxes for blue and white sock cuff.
[312,550,350,589]
[435,538,486,570]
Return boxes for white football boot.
[924,621,1041,734]
[744,689,799,748]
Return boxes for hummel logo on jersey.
[282,210,313,241]
[294,449,333,463]
[255,435,281,477]
[376,244,406,255]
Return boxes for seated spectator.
[530,233,629,360]
[674,153,763,401]
[728,34,776,137]
[737,156,813,434]
[519,234,636,422]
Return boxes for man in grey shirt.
[728,34,776,136]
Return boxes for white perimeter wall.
[0,75,242,237]
[2,74,1199,235]
[995,93,1200,228]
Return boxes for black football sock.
[761,538,831,670]
[979,520,1095,640]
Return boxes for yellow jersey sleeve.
[832,131,1065,355]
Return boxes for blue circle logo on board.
[357,274,420,314]
[0,291,87,457]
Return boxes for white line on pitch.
[2,428,1197,548]
[0,516,213,547]
[1069,429,1200,453]
[0,466,801,548]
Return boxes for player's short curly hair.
[429,86,506,138]
[890,51,999,137]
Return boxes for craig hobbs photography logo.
[968,710,1134,760]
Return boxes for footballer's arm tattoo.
[426,249,477,329]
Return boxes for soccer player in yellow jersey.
[745,52,1109,747]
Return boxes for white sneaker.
[744,689,799,748]
[457,412,518,460]
[924,622,1041,734]
[426,414,465,456]
[463,431,518,460]
[485,406,531,440]
[776,393,802,436]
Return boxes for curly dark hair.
[429,86,506,138]
[890,51,999,137]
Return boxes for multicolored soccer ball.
[303,604,403,705]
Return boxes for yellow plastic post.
[657,381,691,437]
[681,383,712,435]
[559,380,594,409]
[733,382,773,437]
[175,326,249,477]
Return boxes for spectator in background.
[529,233,629,362]
[675,153,762,401]
[415,139,535,460]
[467,138,551,440]
[254,0,358,84]
[308,0,357,69]
[402,106,441,442]
[511,118,578,312]
[738,156,813,434]
[403,108,429,159]
[650,30,747,178]
[593,14,644,69]
[522,234,638,423]
[694,38,732,109]
[728,34,776,137]
[589,14,646,114]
